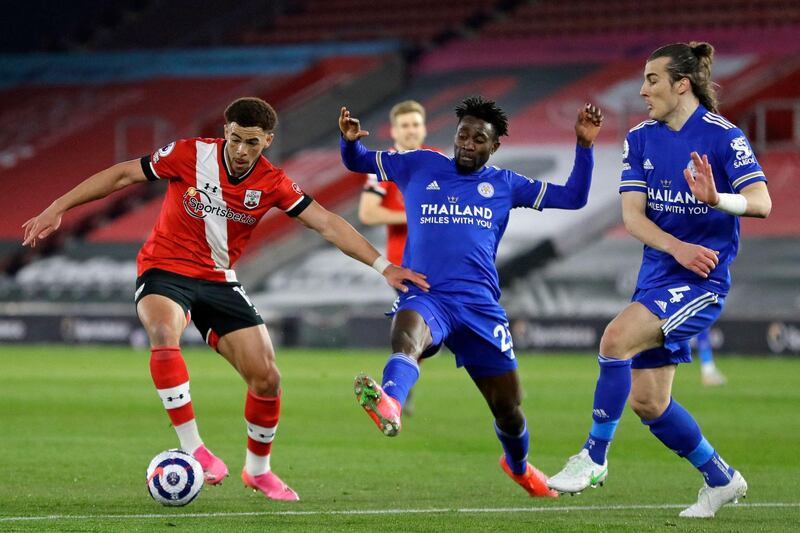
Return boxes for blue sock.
[583,355,631,464]
[643,398,735,487]
[381,352,419,407]
[696,330,714,365]
[495,419,529,475]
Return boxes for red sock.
[150,346,195,426]
[245,389,280,456]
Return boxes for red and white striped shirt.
[138,138,311,282]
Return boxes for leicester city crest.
[477,182,494,198]
[243,189,262,209]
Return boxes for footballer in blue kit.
[547,42,772,519]
[339,97,604,496]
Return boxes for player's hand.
[21,205,63,248]
[672,241,719,278]
[683,152,719,206]
[339,107,370,142]
[575,103,603,148]
[383,264,429,293]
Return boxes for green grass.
[1,346,798,532]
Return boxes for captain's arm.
[622,191,719,278]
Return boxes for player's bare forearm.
[22,159,147,247]
[622,192,681,254]
[624,209,681,254]
[323,212,381,265]
[52,160,147,213]
[739,182,771,218]
[297,201,430,292]
[358,196,407,225]
[297,201,379,264]
[622,191,718,278]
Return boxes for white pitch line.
[0,502,798,523]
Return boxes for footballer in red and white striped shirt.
[23,97,429,501]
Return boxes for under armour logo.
[204,183,219,194]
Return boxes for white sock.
[245,449,271,477]
[174,419,203,453]
[701,362,717,374]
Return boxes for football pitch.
[1,346,798,532]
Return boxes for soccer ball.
[146,449,204,506]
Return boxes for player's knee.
[247,363,281,397]
[599,322,631,358]
[146,322,182,347]
[629,395,667,421]
[390,329,425,359]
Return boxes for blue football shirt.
[619,105,766,295]
[342,140,593,303]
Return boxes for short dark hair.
[224,97,278,131]
[455,96,508,138]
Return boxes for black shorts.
[135,268,264,344]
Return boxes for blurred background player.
[358,99,429,415]
[340,97,603,498]
[22,97,428,502]
[547,42,771,519]
[694,328,727,386]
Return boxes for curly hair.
[455,96,509,138]
[224,97,278,131]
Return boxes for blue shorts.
[631,284,725,369]
[389,291,517,380]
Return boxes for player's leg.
[548,301,665,493]
[196,280,298,501]
[214,324,298,501]
[354,309,433,436]
[137,293,202,450]
[631,366,745,518]
[136,287,229,481]
[696,328,726,386]
[471,369,557,497]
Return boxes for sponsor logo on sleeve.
[730,136,756,168]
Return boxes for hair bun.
[689,41,715,59]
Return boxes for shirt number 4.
[668,286,691,303]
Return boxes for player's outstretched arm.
[339,107,380,174]
[683,151,771,218]
[622,191,719,279]
[295,200,429,293]
[339,107,370,142]
[574,103,603,148]
[536,104,603,210]
[22,159,148,247]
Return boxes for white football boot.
[547,449,608,494]
[679,470,747,518]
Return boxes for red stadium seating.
[242,0,494,45]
